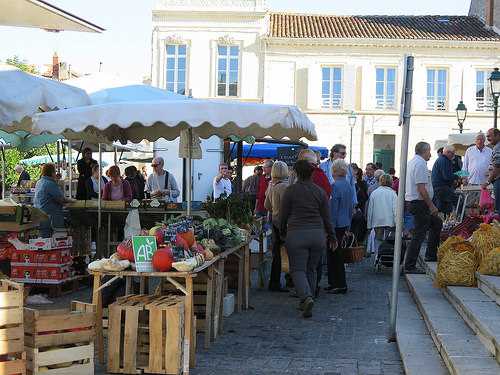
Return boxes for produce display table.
[68,207,209,256]
[454,185,493,221]
[89,241,250,374]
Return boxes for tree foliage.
[5,56,39,74]
[3,144,57,187]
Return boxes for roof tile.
[268,14,500,41]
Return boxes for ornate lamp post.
[489,67,500,129]
[348,111,357,163]
[455,101,467,133]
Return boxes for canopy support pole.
[68,140,72,198]
[388,55,414,341]
[114,147,118,165]
[45,145,54,163]
[98,143,102,258]
[1,146,5,199]
[56,140,61,174]
[236,141,243,193]
[187,129,192,216]
[76,141,84,161]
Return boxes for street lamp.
[347,111,357,163]
[455,101,467,133]
[489,67,500,129]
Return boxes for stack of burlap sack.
[436,222,500,288]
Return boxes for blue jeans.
[495,179,500,214]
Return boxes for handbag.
[341,231,365,264]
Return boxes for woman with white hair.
[14,164,30,187]
[264,161,289,292]
[367,174,398,256]
[326,159,355,294]
[367,169,385,196]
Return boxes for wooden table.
[89,241,251,374]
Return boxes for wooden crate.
[107,294,186,375]
[24,301,95,375]
[0,280,25,375]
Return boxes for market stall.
[23,92,316,373]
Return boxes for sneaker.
[403,267,426,274]
[302,297,314,318]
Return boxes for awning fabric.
[0,0,104,33]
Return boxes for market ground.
[37,258,404,375]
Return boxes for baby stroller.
[373,227,407,272]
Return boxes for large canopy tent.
[30,98,317,216]
[0,63,91,129]
[0,0,104,33]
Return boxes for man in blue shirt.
[431,145,458,215]
[320,144,357,206]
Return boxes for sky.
[0,0,472,81]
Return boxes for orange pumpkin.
[179,230,195,248]
[152,249,173,272]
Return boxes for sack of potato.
[470,224,500,263]
[436,241,478,288]
[478,247,500,276]
[437,235,465,262]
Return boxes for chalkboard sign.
[132,236,157,272]
[276,146,305,166]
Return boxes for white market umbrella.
[30,99,317,143]
[65,73,141,95]
[31,98,317,215]
[0,0,104,33]
[89,85,186,105]
[0,63,91,128]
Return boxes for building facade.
[151,0,500,176]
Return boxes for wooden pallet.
[24,301,95,375]
[107,294,186,374]
[0,280,25,375]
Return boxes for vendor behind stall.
[34,163,74,237]
[14,165,30,187]
[103,166,132,202]
[86,164,108,199]
[145,157,180,202]
[76,148,97,200]
[125,166,145,200]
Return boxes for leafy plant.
[203,193,253,227]
[5,56,39,74]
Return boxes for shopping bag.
[342,231,365,263]
[124,209,141,239]
[479,188,494,211]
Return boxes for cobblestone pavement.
[89,258,403,374]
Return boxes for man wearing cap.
[145,157,180,202]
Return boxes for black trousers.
[269,224,282,289]
[405,200,443,269]
[327,227,348,289]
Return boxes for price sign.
[132,236,157,272]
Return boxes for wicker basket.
[344,246,365,264]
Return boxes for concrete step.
[476,272,500,307]
[406,274,500,375]
[443,286,500,363]
[395,291,449,375]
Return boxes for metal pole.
[114,147,118,165]
[494,96,498,130]
[56,140,61,174]
[349,126,353,163]
[389,55,414,341]
[98,143,102,257]
[236,141,243,193]
[186,129,192,216]
[68,141,72,198]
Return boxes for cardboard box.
[28,237,53,250]
[11,248,72,265]
[11,264,70,281]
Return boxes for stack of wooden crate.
[0,280,25,375]
[24,301,95,375]
[107,294,187,375]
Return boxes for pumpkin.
[117,239,134,262]
[152,249,173,272]
[178,230,195,248]
[175,233,189,250]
